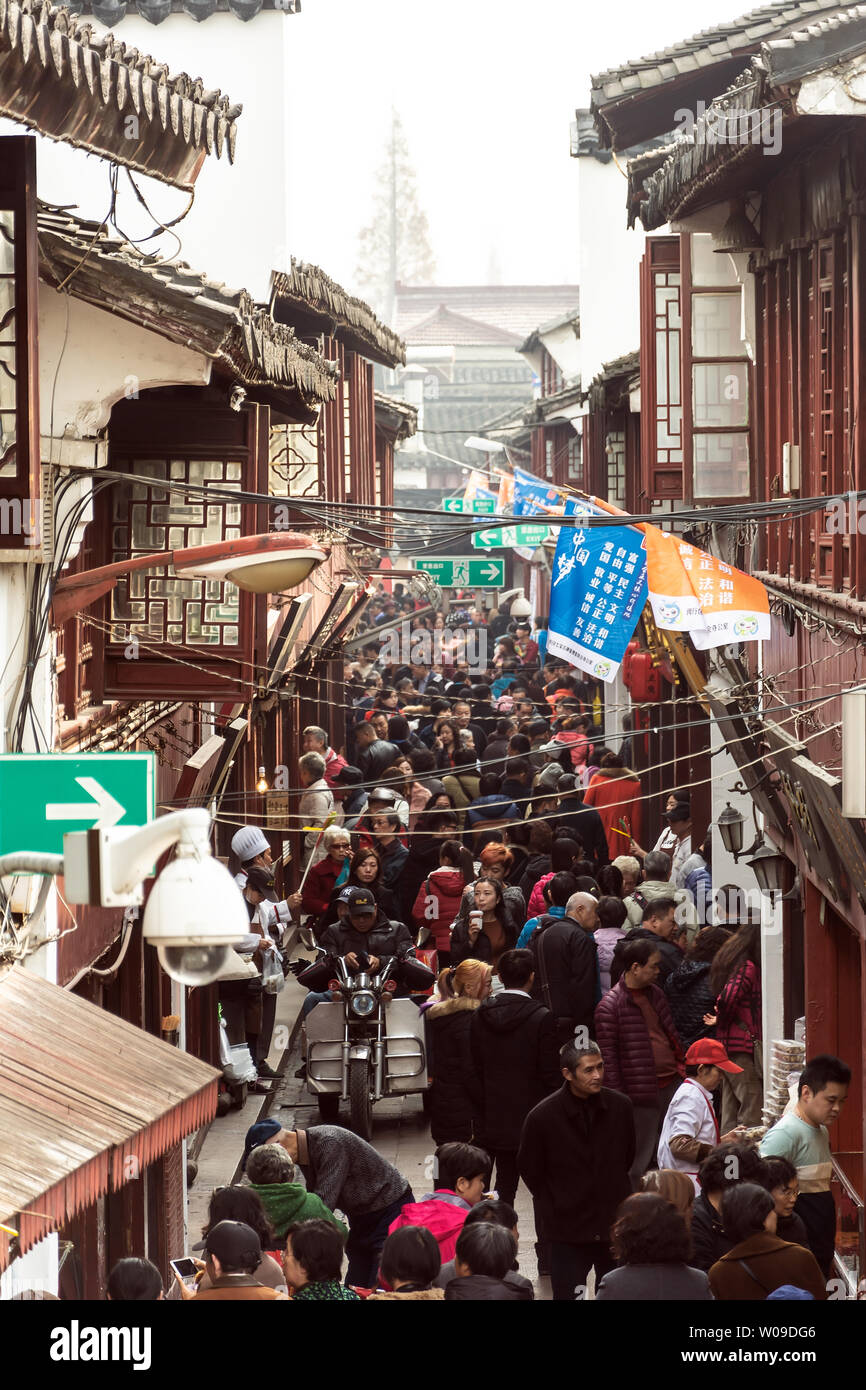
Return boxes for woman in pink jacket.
[411,840,475,967]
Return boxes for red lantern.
[628,651,661,703]
[622,640,640,688]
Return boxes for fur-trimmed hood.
[592,765,639,780]
[427,995,482,1019]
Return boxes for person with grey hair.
[298,750,340,868]
[518,1041,634,1300]
[246,1143,347,1242]
[624,848,697,938]
[527,890,601,1044]
[302,725,348,789]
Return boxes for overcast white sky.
[285,0,760,294]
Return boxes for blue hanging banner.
[547,502,648,683]
[512,466,567,518]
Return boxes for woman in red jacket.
[707,924,763,1131]
[300,825,352,918]
[583,752,642,860]
[594,937,685,1189]
[411,840,475,968]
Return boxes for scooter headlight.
[351,991,376,1017]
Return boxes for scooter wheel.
[349,1058,373,1142]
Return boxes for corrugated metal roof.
[0,966,219,1270]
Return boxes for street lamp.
[51,532,329,624]
[746,842,792,895]
[717,802,745,857]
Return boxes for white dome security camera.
[143,849,250,987]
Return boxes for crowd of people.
[184,587,853,1302]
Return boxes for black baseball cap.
[344,887,376,915]
[246,866,276,894]
[195,1221,262,1265]
[334,765,364,787]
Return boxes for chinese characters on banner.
[548,506,649,683]
[641,530,771,648]
[513,466,568,518]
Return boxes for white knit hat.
[231,825,269,862]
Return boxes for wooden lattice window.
[88,390,269,701]
[0,137,40,558]
[109,459,243,646]
[688,233,750,502]
[639,235,683,501]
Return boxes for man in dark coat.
[353,719,401,782]
[319,887,415,976]
[517,1041,634,1301]
[553,792,610,871]
[610,896,682,987]
[690,1142,771,1271]
[528,890,600,1044]
[470,949,560,1206]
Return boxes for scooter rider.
[320,886,416,980]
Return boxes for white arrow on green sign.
[473,523,550,549]
[442,497,496,514]
[414,557,505,586]
[0,752,156,857]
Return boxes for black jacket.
[436,1262,532,1296]
[320,912,415,966]
[470,992,560,1149]
[424,996,481,1145]
[664,959,715,1050]
[444,1273,533,1301]
[528,916,599,1037]
[553,803,610,869]
[358,739,402,781]
[518,854,551,903]
[610,927,682,988]
[690,1190,733,1272]
[517,1083,635,1244]
[399,832,448,920]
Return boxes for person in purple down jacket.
[594,937,685,1189]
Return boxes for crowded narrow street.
[1,0,866,1370]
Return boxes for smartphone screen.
[170,1257,198,1282]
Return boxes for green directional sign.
[0,752,157,857]
[473,523,550,549]
[442,497,496,514]
[414,557,506,587]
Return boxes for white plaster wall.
[575,156,649,385]
[540,321,581,381]
[39,287,211,439]
[4,12,293,303]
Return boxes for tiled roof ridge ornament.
[64,0,299,20]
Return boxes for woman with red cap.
[657,1040,749,1192]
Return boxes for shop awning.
[0,966,219,1271]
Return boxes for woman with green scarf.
[246,1143,347,1241]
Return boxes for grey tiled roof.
[592,0,852,103]
[636,2,866,230]
[0,0,243,187]
[67,0,300,22]
[271,261,406,368]
[402,304,524,348]
[394,284,581,343]
[37,203,339,410]
[763,1,866,80]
